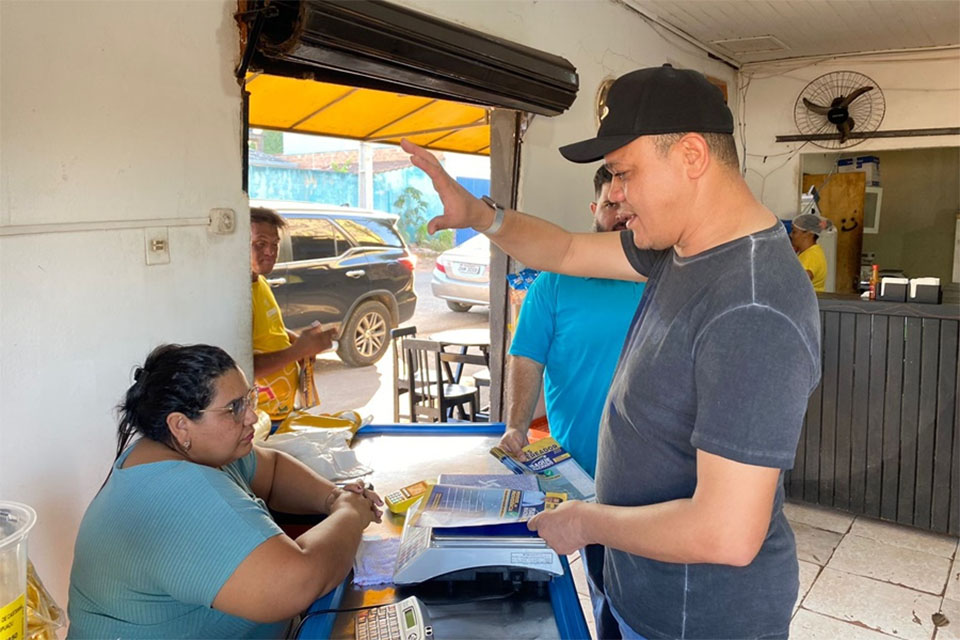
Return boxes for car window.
[287,218,349,261]
[335,217,404,248]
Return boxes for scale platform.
[393,515,563,585]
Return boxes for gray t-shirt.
[596,223,820,639]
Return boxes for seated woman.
[67,344,382,639]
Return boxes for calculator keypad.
[355,603,402,640]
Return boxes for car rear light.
[434,257,446,274]
[399,255,417,271]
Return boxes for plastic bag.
[252,409,273,443]
[26,560,64,640]
[259,425,372,481]
[274,408,366,435]
[506,268,541,335]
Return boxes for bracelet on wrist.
[478,195,506,235]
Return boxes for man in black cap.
[401,64,819,639]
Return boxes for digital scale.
[393,501,563,585]
[295,425,589,640]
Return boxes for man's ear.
[166,412,191,447]
[677,134,710,180]
[590,201,598,217]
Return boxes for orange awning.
[246,73,490,156]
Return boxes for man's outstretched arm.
[401,139,643,281]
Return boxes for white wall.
[400,0,737,232]
[0,0,248,610]
[740,50,960,218]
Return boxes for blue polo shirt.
[509,272,644,477]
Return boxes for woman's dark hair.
[115,344,237,460]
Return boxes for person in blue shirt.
[68,344,383,639]
[498,165,645,640]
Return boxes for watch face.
[595,77,616,129]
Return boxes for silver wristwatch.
[479,195,506,235]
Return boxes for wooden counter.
[785,294,960,535]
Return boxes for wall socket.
[209,208,236,234]
[145,227,170,265]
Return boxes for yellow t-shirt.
[252,275,298,420]
[797,244,828,292]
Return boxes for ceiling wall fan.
[794,71,886,149]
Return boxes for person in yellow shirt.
[251,207,336,420]
[789,212,834,292]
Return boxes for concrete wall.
[0,0,248,609]
[740,49,960,218]
[401,0,738,231]
[860,148,958,281]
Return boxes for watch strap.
[478,195,506,235]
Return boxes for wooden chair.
[390,326,418,422]
[390,326,443,421]
[403,338,480,422]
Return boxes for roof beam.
[289,87,359,129]
[367,118,489,142]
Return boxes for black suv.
[258,203,417,367]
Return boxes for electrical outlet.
[145,227,170,265]
[209,208,236,235]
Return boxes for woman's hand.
[332,484,382,525]
[342,480,383,505]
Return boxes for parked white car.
[430,234,489,312]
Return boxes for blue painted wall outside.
[249,165,445,215]
[453,177,490,245]
[249,165,489,247]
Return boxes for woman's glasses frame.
[199,386,258,423]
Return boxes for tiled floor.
[567,501,960,639]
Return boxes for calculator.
[384,481,431,515]
[355,595,433,640]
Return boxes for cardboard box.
[836,155,880,186]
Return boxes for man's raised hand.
[400,138,493,234]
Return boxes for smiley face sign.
[802,172,866,294]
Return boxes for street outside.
[311,251,490,422]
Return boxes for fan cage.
[794,70,886,149]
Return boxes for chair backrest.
[390,326,418,422]
[402,338,446,422]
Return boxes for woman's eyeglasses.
[200,386,258,423]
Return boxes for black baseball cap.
[559,64,734,164]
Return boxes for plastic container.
[0,502,36,640]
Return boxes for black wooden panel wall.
[786,309,960,536]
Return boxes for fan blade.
[802,97,832,115]
[838,86,873,109]
[838,118,853,143]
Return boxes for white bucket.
[0,502,36,640]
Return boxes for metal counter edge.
[550,555,592,640]
[355,423,507,437]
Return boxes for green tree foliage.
[394,186,453,251]
[262,130,284,155]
